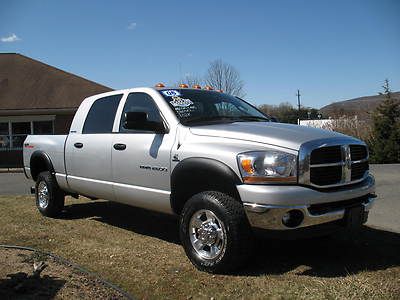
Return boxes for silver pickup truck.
[23,85,376,273]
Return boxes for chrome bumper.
[244,195,376,230]
[240,175,376,231]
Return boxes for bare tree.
[320,115,372,142]
[205,59,245,97]
[175,74,204,87]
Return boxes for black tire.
[179,191,253,273]
[35,171,64,217]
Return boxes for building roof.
[0,53,112,112]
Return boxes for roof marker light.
[192,84,201,89]
[179,83,189,88]
[204,85,214,90]
[155,83,165,88]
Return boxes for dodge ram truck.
[23,84,376,273]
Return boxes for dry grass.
[1,195,399,299]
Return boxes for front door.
[111,92,174,213]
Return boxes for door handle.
[74,142,83,149]
[113,143,126,151]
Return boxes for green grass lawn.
[1,195,399,299]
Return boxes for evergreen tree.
[369,79,400,163]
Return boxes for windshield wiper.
[184,115,239,124]
[184,115,269,125]
[234,115,270,122]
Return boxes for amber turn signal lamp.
[240,159,254,174]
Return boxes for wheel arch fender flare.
[170,157,243,214]
[30,150,55,181]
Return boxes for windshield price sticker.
[169,96,194,107]
[169,96,197,118]
[162,90,181,97]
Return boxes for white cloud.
[1,33,21,43]
[127,22,137,30]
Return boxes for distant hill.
[320,91,400,119]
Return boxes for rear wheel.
[179,191,253,273]
[35,171,64,217]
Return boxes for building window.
[0,119,54,151]
[33,121,53,135]
[11,122,31,149]
[0,122,10,150]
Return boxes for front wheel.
[179,191,253,273]
[35,171,64,217]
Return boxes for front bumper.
[239,175,376,231]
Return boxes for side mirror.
[124,111,147,129]
[123,111,166,133]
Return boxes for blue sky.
[1,0,399,108]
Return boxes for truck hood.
[189,122,349,150]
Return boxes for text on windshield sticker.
[162,90,181,97]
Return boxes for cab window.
[119,92,162,132]
[82,94,123,134]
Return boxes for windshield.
[158,89,269,125]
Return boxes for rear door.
[65,94,123,200]
[111,92,174,213]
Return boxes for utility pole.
[296,89,301,125]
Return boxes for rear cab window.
[82,94,123,134]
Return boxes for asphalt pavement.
[0,165,399,232]
[0,171,32,195]
[367,164,400,233]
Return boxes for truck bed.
[23,135,68,178]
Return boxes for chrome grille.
[351,161,369,181]
[310,146,342,164]
[298,138,369,188]
[310,165,342,186]
[350,145,368,161]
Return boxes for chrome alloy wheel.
[189,209,227,260]
[38,181,49,209]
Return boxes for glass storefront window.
[12,122,31,134]
[0,119,54,150]
[11,122,31,149]
[0,122,8,135]
[0,135,10,149]
[0,123,9,150]
[11,135,27,149]
[33,121,53,134]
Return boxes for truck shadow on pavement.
[62,200,400,278]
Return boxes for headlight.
[237,151,297,184]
